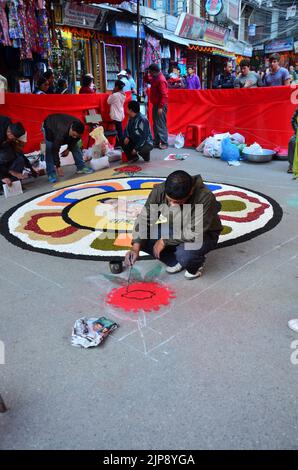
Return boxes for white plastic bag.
[245,142,262,153]
[90,155,109,171]
[231,133,245,144]
[174,133,185,149]
[168,134,176,146]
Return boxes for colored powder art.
[106,282,176,313]
[0,176,283,260]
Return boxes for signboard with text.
[227,0,240,25]
[265,37,294,53]
[175,13,205,41]
[63,2,99,28]
[205,0,223,16]
[203,21,229,46]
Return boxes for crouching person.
[125,170,222,279]
[42,113,94,183]
[0,121,34,193]
[123,101,153,162]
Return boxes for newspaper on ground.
[71,316,119,348]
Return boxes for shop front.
[0,0,52,92]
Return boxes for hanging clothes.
[37,7,51,59]
[8,0,24,48]
[0,1,11,46]
[25,0,39,54]
[18,0,33,60]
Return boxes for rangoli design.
[0,176,283,260]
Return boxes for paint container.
[109,259,123,274]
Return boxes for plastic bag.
[231,133,245,144]
[174,133,185,149]
[221,137,240,162]
[245,142,263,153]
[168,134,176,146]
[203,137,216,157]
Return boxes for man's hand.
[131,149,137,155]
[244,79,253,88]
[61,150,69,157]
[124,137,129,146]
[153,238,165,259]
[2,177,12,187]
[158,108,163,116]
[125,243,141,266]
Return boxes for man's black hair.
[58,78,67,88]
[71,121,85,134]
[115,80,125,90]
[269,53,280,62]
[148,63,160,73]
[44,70,54,79]
[9,122,25,138]
[37,76,48,88]
[125,68,132,75]
[127,101,140,113]
[165,171,193,200]
[240,59,250,68]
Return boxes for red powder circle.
[106,282,176,313]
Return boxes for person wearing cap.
[125,170,222,280]
[117,70,131,92]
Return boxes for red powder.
[106,282,176,313]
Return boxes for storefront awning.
[145,24,191,46]
[145,23,233,52]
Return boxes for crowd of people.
[167,54,295,90]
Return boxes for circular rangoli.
[0,176,282,260]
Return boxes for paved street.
[0,149,297,450]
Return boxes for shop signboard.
[112,21,145,39]
[203,21,229,46]
[63,2,99,28]
[286,5,296,20]
[265,37,294,53]
[294,41,298,53]
[248,24,256,36]
[253,44,264,52]
[175,13,206,41]
[205,0,223,16]
[227,0,240,25]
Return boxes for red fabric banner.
[153,86,297,149]
[0,92,131,152]
[0,86,297,152]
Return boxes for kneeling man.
[125,170,222,279]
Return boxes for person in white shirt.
[107,80,126,144]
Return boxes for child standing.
[107,80,126,145]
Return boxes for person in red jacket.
[147,64,168,149]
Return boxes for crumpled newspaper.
[71,317,119,348]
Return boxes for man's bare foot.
[56,167,64,177]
